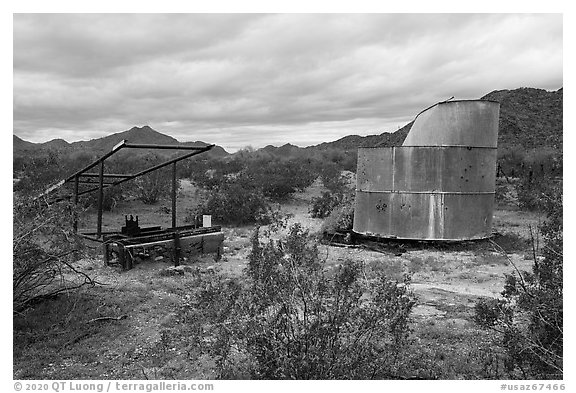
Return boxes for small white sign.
[202,215,212,227]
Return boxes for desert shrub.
[318,162,348,194]
[312,164,355,223]
[494,179,518,207]
[187,157,244,191]
[515,170,559,211]
[491,231,530,254]
[134,167,178,205]
[182,204,203,227]
[475,183,562,379]
[498,146,561,181]
[320,147,358,171]
[497,145,526,179]
[13,152,64,197]
[309,191,341,218]
[80,184,126,212]
[321,193,355,234]
[190,223,415,379]
[510,147,562,211]
[189,156,318,223]
[246,158,317,201]
[193,182,272,225]
[13,198,96,312]
[495,145,562,211]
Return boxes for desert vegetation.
[13,87,563,380]
[13,143,563,380]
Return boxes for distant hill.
[180,140,229,158]
[13,86,562,163]
[258,87,562,158]
[260,143,304,158]
[13,125,229,158]
[43,139,71,151]
[68,125,180,152]
[13,135,37,152]
[310,121,413,152]
[481,87,562,150]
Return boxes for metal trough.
[353,99,500,241]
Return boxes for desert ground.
[14,178,542,379]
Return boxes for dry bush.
[475,184,563,379]
[185,224,416,379]
[13,198,97,312]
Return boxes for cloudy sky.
[13,13,562,152]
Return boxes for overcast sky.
[13,13,562,152]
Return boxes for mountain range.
[13,125,229,158]
[262,87,563,158]
[13,87,562,160]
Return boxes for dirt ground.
[219,185,539,318]
[13,178,543,379]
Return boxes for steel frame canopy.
[63,140,215,239]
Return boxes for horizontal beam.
[78,180,117,185]
[80,173,134,178]
[114,226,221,245]
[78,233,105,243]
[123,143,210,151]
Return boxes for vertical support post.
[118,244,126,270]
[126,247,133,270]
[97,160,104,238]
[216,243,222,261]
[73,175,79,233]
[173,232,181,267]
[172,161,177,229]
[102,239,110,266]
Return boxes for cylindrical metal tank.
[353,100,500,241]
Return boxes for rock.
[159,266,186,276]
[154,256,164,261]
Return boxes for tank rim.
[414,98,500,121]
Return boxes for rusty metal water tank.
[353,99,500,240]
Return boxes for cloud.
[13,13,562,151]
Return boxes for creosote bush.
[189,156,319,225]
[475,182,562,379]
[82,185,125,212]
[319,163,348,194]
[186,223,415,379]
[515,172,558,211]
[135,168,179,205]
[309,191,340,219]
[192,183,272,225]
[321,193,355,235]
[246,158,317,202]
[13,198,96,312]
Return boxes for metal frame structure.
[62,140,215,239]
[43,139,226,270]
